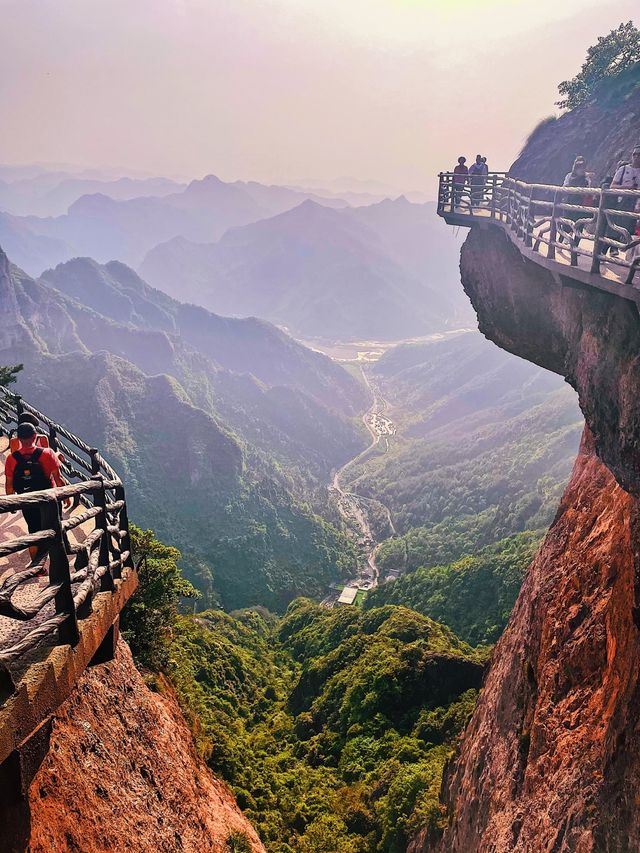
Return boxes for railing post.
[90,450,115,593]
[41,497,80,647]
[591,188,608,275]
[13,395,23,420]
[548,190,559,260]
[490,174,497,219]
[48,425,58,452]
[437,173,444,215]
[115,485,134,573]
[524,186,534,247]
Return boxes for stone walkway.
[449,203,639,291]
[0,439,93,660]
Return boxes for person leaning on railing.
[4,422,66,568]
[603,146,640,257]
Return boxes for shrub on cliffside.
[121,525,198,669]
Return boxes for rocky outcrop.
[10,641,264,853]
[460,226,640,498]
[510,62,640,184]
[417,427,640,852]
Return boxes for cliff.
[417,71,640,851]
[7,641,264,853]
[510,62,640,184]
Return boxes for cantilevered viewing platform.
[436,172,640,305]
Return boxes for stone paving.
[0,438,93,660]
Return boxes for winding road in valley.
[328,366,397,602]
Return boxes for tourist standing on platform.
[605,146,640,256]
[559,157,591,244]
[4,422,65,566]
[452,156,468,207]
[469,154,486,207]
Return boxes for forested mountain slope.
[1,245,367,609]
[164,599,484,852]
[40,256,365,414]
[344,332,582,571]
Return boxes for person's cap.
[17,422,36,439]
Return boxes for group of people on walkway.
[560,145,640,255]
[452,154,489,206]
[450,144,640,259]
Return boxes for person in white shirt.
[612,147,640,190]
[604,146,640,256]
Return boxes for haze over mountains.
[0,165,468,340]
[0,173,346,272]
[140,196,470,340]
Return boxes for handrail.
[0,387,134,684]
[436,172,640,286]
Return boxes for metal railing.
[0,387,134,686]
[437,171,640,285]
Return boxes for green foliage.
[344,336,581,578]
[227,831,253,852]
[167,599,483,851]
[120,525,198,669]
[367,532,539,646]
[0,363,23,386]
[556,21,640,110]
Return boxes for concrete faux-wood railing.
[0,387,138,797]
[437,171,640,302]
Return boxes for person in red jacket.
[5,422,65,563]
[452,156,468,207]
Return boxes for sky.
[0,0,637,191]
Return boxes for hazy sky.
[0,0,637,190]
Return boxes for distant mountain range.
[0,167,468,342]
[140,197,472,340]
[0,174,347,273]
[0,174,183,217]
[1,246,369,609]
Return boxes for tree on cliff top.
[557,21,640,110]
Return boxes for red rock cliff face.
[415,226,640,852]
[12,641,264,853]
[416,428,640,852]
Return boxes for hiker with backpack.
[4,422,66,564]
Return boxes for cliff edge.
[7,641,264,853]
[419,66,640,852]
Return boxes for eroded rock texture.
[416,224,640,852]
[13,641,264,853]
[418,428,640,852]
[461,226,640,498]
